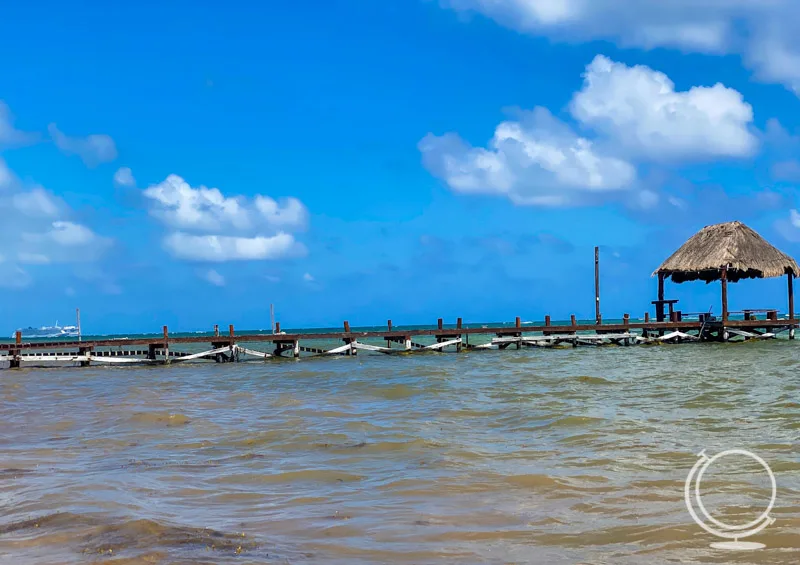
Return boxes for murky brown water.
[2,341,800,564]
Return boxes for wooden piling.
[595,246,601,324]
[644,312,650,323]
[515,316,521,328]
[214,324,219,337]
[437,318,443,330]
[388,319,392,331]
[545,315,551,326]
[457,317,462,330]
[10,331,21,368]
[570,315,576,326]
[229,324,235,338]
[623,313,629,326]
[275,322,281,334]
[163,325,170,364]
[344,321,351,333]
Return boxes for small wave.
[572,375,613,385]
[214,469,364,484]
[129,412,191,427]
[541,416,606,429]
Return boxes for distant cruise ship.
[13,322,80,339]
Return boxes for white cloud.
[421,56,753,206]
[776,209,800,243]
[303,272,314,282]
[255,196,309,228]
[0,175,113,286]
[113,166,136,187]
[163,232,305,262]
[48,123,118,167]
[144,174,252,232]
[791,209,800,228]
[420,106,636,207]
[202,269,226,287]
[12,187,61,218]
[143,174,309,262]
[0,102,34,146]
[441,1,800,93]
[570,55,757,159]
[0,159,12,190]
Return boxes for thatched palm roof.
[654,221,799,283]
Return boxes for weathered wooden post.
[214,324,219,337]
[657,273,665,322]
[10,331,21,368]
[343,321,355,355]
[595,246,601,324]
[163,325,170,364]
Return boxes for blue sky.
[2,0,800,333]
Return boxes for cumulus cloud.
[0,179,112,287]
[440,0,800,93]
[144,174,308,232]
[143,174,309,262]
[202,269,226,286]
[421,56,753,206]
[113,166,136,187]
[163,232,304,262]
[0,102,34,147]
[420,106,636,206]
[48,123,118,167]
[570,55,757,160]
[0,159,15,191]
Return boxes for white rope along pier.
[2,315,796,369]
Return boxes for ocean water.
[1,339,799,564]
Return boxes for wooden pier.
[1,315,797,369]
[3,220,799,369]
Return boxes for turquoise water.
[1,338,799,564]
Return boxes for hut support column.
[721,266,729,322]
[721,266,729,341]
[657,273,665,322]
[789,272,795,339]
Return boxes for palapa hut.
[653,221,799,323]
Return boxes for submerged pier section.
[1,315,796,369]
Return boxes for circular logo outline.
[684,448,776,544]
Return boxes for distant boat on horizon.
[13,322,80,339]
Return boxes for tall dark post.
[721,266,729,322]
[788,272,795,321]
[657,273,665,322]
[594,246,601,324]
